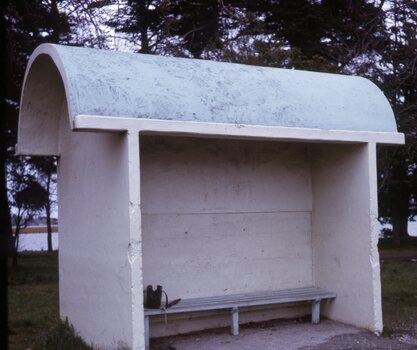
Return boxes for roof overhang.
[17,44,405,156]
[72,115,405,145]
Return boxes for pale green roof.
[24,44,397,132]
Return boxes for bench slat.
[145,287,336,316]
[175,287,328,304]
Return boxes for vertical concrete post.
[367,143,383,333]
[127,130,145,350]
[311,143,383,332]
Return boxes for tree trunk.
[46,173,53,252]
[46,205,52,252]
[392,214,408,247]
[12,213,20,267]
[391,162,409,247]
[11,237,18,267]
[138,1,150,53]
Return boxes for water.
[410,221,417,235]
[18,232,59,252]
[16,221,417,252]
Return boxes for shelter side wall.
[140,136,313,337]
[311,143,382,332]
[58,104,134,348]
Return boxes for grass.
[8,244,417,349]
[8,253,129,350]
[41,318,96,350]
[8,252,60,350]
[381,261,417,336]
[379,238,417,337]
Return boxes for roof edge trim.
[73,115,405,145]
[20,43,73,123]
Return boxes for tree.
[108,0,165,53]
[8,158,48,266]
[29,157,58,252]
[377,0,417,246]
[2,0,71,249]
[110,0,248,57]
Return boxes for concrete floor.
[151,319,417,350]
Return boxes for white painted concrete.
[72,115,404,146]
[140,137,312,214]
[58,103,136,348]
[311,143,383,332]
[17,44,405,349]
[140,137,314,336]
[18,54,64,156]
[127,131,146,350]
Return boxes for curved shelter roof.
[18,44,403,156]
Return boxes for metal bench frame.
[144,287,336,349]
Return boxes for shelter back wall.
[140,136,313,300]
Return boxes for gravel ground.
[300,332,417,350]
[151,319,417,350]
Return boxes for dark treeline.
[1,0,416,347]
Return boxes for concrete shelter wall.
[311,143,382,332]
[18,54,64,156]
[58,103,135,348]
[140,136,314,336]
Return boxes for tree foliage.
[376,0,417,245]
[2,2,417,262]
[7,157,48,265]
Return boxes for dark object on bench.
[144,286,336,349]
[145,285,165,309]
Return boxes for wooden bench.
[144,287,336,349]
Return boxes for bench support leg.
[144,315,150,350]
[231,307,239,336]
[312,301,320,324]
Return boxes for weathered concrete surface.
[22,44,398,132]
[141,136,313,337]
[141,137,313,298]
[57,102,141,349]
[311,143,383,332]
[151,320,417,350]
